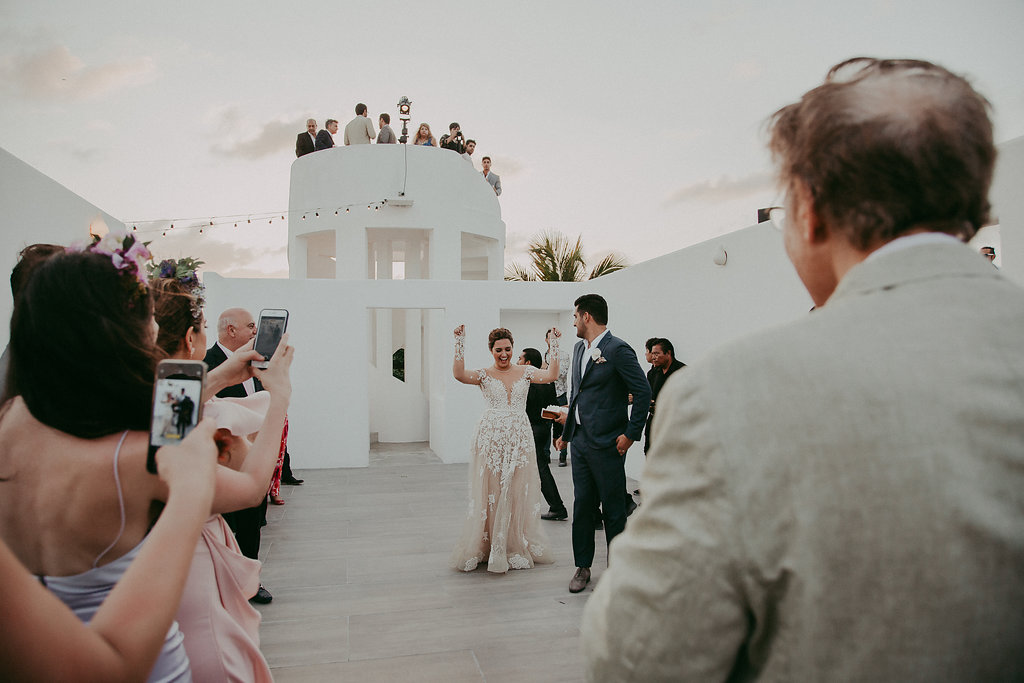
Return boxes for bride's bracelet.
[454,334,465,361]
[549,340,559,356]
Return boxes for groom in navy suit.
[556,294,650,593]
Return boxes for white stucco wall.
[203,220,811,474]
[287,144,504,281]
[0,147,125,347]
[2,139,1021,474]
[990,136,1024,285]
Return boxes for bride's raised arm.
[531,327,562,384]
[452,324,482,385]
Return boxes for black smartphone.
[147,359,206,474]
[252,308,289,369]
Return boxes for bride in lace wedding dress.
[450,325,562,573]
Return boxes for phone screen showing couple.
[150,374,204,449]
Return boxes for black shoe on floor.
[626,497,638,517]
[250,585,273,604]
[558,459,567,467]
[541,510,568,521]
[281,476,304,485]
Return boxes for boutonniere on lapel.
[590,348,607,364]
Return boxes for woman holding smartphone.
[0,232,293,682]
[151,264,275,681]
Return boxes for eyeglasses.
[766,206,786,231]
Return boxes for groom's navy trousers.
[570,431,629,568]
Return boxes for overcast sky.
[2,0,1022,277]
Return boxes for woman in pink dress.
[152,263,276,681]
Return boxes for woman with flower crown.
[0,231,293,682]
[150,258,274,682]
[449,324,560,573]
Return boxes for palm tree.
[505,230,628,281]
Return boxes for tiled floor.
[257,442,627,682]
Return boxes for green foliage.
[504,230,628,281]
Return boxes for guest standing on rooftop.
[377,113,396,144]
[582,56,1024,682]
[344,103,376,145]
[412,123,436,146]
[481,156,501,196]
[295,118,316,157]
[315,119,337,151]
[440,122,466,154]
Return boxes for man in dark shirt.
[520,348,568,520]
[645,338,685,454]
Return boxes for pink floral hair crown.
[67,230,153,305]
[148,257,206,322]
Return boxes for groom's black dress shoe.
[569,567,591,593]
[250,585,273,604]
[281,476,304,485]
[626,497,638,517]
[542,509,568,521]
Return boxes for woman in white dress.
[450,325,561,573]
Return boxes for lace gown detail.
[450,365,552,573]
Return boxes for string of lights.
[127,199,394,236]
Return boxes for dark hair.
[574,294,608,326]
[380,112,390,124]
[355,103,367,115]
[9,251,159,437]
[521,347,542,368]
[10,244,63,299]
[981,246,995,252]
[768,57,995,249]
[449,122,460,131]
[326,118,337,127]
[653,338,674,358]
[481,156,491,163]
[488,327,514,350]
[151,277,202,357]
[645,337,659,352]
[466,139,475,146]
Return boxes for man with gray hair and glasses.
[582,58,1024,681]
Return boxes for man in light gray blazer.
[582,57,1024,681]
[481,156,501,196]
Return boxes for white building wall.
[0,148,125,347]
[3,140,1022,472]
[204,222,811,474]
[990,136,1024,286]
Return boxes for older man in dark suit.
[295,118,317,157]
[204,308,276,603]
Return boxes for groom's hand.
[615,435,634,456]
[554,437,566,451]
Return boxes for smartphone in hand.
[147,360,206,474]
[252,309,289,370]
